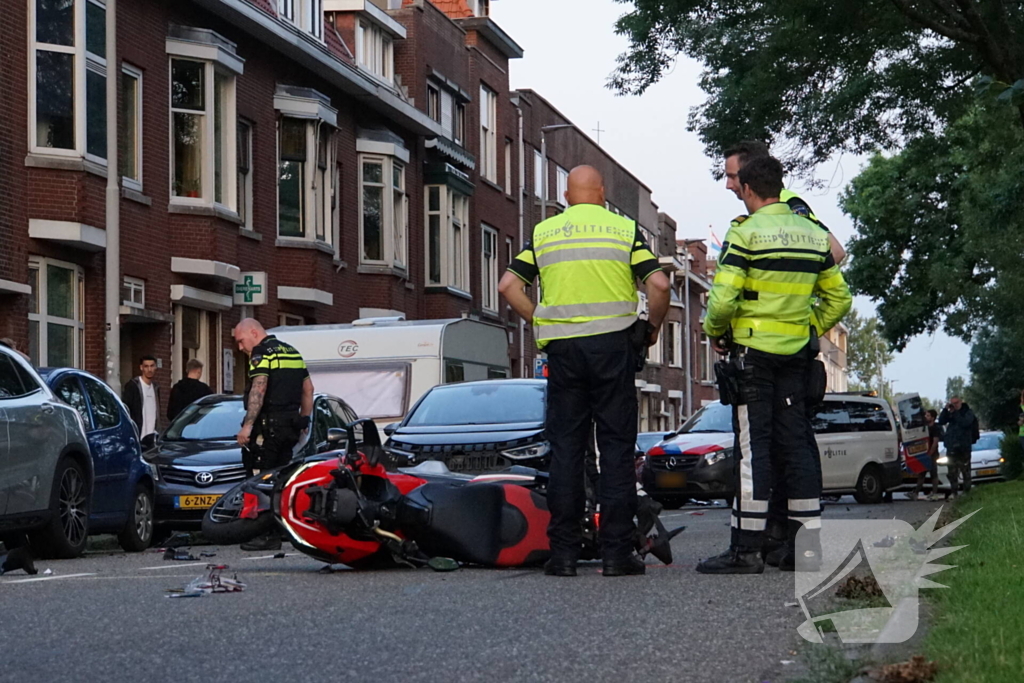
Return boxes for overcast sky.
[491,0,969,402]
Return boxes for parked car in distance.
[0,345,94,558]
[384,379,548,474]
[641,393,917,508]
[148,392,358,531]
[636,431,671,458]
[41,367,157,551]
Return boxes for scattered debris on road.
[166,564,246,598]
[164,548,199,561]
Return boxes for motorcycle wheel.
[201,485,276,545]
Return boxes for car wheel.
[30,457,90,559]
[201,485,276,545]
[854,465,884,505]
[117,485,155,552]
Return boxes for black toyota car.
[383,379,548,474]
[146,393,358,531]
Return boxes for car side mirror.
[383,422,399,436]
[326,428,347,445]
[140,433,157,451]
[663,433,673,440]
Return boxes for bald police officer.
[499,165,671,577]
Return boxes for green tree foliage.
[610,0,1024,177]
[842,105,1024,349]
[946,376,966,400]
[964,326,1024,429]
[845,310,893,391]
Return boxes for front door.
[81,375,133,515]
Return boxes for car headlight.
[500,442,551,460]
[703,448,732,466]
[936,456,949,465]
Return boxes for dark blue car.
[40,368,157,551]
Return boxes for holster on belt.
[629,318,656,373]
[714,331,743,406]
[807,325,827,409]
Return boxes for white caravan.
[270,318,510,427]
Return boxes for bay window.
[167,28,243,210]
[28,257,85,369]
[30,0,108,161]
[425,185,469,292]
[360,154,407,269]
[279,0,324,41]
[274,86,339,246]
[356,20,393,84]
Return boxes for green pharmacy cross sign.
[233,272,267,306]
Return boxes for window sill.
[239,228,262,241]
[168,202,243,225]
[480,177,504,193]
[358,264,408,279]
[121,188,152,206]
[25,152,108,179]
[480,308,501,322]
[276,238,336,255]
[424,285,472,301]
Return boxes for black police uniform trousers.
[244,412,301,476]
[730,345,822,552]
[545,328,638,562]
[766,407,823,543]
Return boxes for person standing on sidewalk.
[939,396,977,498]
[123,355,161,437]
[498,165,671,578]
[233,318,314,551]
[167,358,213,422]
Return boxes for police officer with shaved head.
[700,156,852,574]
[499,165,672,577]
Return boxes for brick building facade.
[0,0,713,429]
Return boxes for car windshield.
[973,433,1001,452]
[164,401,244,441]
[636,433,665,453]
[405,383,545,427]
[676,402,732,435]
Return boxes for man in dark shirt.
[909,409,941,501]
[167,359,213,422]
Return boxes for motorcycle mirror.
[326,428,347,445]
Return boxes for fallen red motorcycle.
[202,420,680,570]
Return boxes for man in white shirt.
[123,356,162,437]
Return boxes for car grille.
[390,439,536,474]
[648,454,700,472]
[160,465,248,487]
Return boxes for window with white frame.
[533,149,544,198]
[468,0,489,16]
[278,313,305,326]
[360,155,407,268]
[555,165,568,206]
[278,0,324,39]
[31,0,108,161]
[237,119,253,229]
[278,118,336,244]
[479,85,497,181]
[356,20,393,83]
[168,53,238,208]
[481,225,499,312]
[28,257,85,368]
[700,333,714,382]
[121,276,145,309]
[425,185,469,291]
[279,0,295,22]
[667,321,681,367]
[504,139,512,194]
[426,82,465,145]
[646,328,663,365]
[119,64,142,189]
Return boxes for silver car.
[0,343,93,558]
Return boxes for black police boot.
[602,555,646,577]
[761,520,787,567]
[0,546,38,576]
[240,531,282,552]
[543,557,578,577]
[696,548,765,575]
[778,547,822,572]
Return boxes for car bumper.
[154,482,236,528]
[641,459,733,501]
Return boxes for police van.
[641,392,926,506]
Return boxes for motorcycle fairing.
[397,482,551,567]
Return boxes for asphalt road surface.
[1,496,941,683]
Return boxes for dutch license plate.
[175,494,220,510]
[977,469,999,477]
[656,472,687,489]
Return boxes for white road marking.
[241,553,299,560]
[3,573,97,584]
